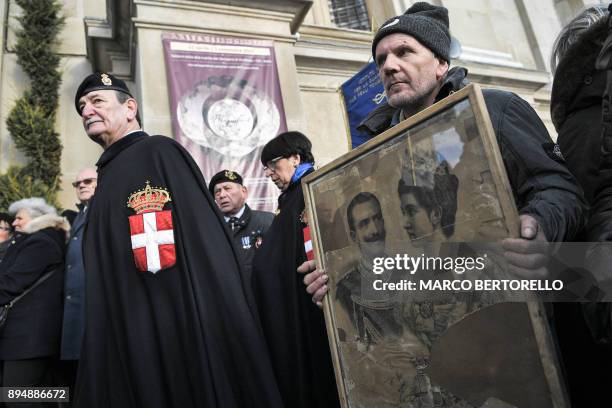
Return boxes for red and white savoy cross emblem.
[127,181,176,273]
[303,226,314,261]
[129,211,175,273]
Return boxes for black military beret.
[74,72,133,114]
[261,131,313,166]
[209,170,244,195]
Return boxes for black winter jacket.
[551,18,612,243]
[359,67,586,242]
[0,213,68,360]
[227,204,274,281]
[550,18,612,360]
[252,171,340,408]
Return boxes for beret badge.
[101,73,113,86]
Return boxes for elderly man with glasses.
[56,167,97,394]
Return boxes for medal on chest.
[240,235,252,249]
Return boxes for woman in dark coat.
[0,198,68,405]
[252,131,339,408]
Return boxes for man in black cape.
[73,72,283,408]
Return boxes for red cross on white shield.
[128,210,176,273]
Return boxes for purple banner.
[162,32,287,211]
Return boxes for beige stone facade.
[0,0,602,209]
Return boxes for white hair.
[8,197,57,218]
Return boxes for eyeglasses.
[72,178,97,188]
[263,156,285,172]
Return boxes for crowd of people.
[0,1,610,407]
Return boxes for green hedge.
[0,0,64,211]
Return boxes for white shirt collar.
[124,129,143,137]
[224,205,246,222]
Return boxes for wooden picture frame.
[302,84,568,408]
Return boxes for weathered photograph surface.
[305,87,566,408]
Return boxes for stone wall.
[0,0,594,209]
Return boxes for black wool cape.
[74,132,283,408]
[252,174,340,408]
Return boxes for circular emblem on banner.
[207,99,254,141]
[177,75,280,158]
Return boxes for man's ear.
[126,99,138,122]
[429,206,442,228]
[435,59,449,81]
[241,185,248,200]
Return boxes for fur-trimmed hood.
[551,18,609,130]
[23,213,70,241]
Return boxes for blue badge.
[241,236,252,249]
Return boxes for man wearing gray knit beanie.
[302,2,587,318]
[372,2,451,63]
[371,2,452,119]
[360,1,585,272]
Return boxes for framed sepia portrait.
[302,85,568,408]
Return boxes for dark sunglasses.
[72,178,97,188]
